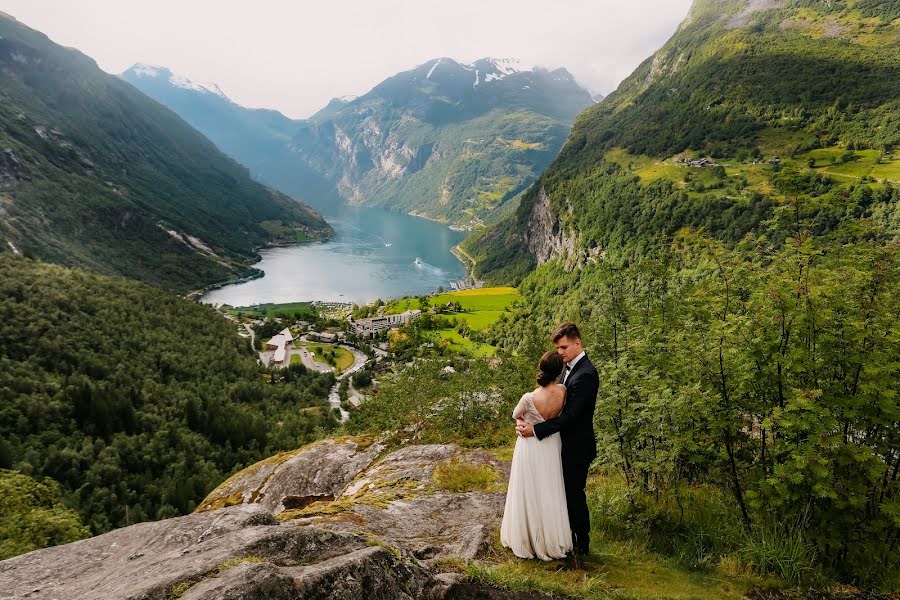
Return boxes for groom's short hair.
[551,322,581,342]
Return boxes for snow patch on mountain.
[126,63,225,97]
[472,57,522,83]
[426,58,442,79]
[169,72,225,97]
[489,58,520,75]
[132,63,163,78]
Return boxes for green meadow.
[223,301,316,319]
[387,287,520,356]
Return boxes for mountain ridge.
[0,13,333,293]
[123,56,594,227]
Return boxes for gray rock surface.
[197,439,510,561]
[0,440,561,600]
[0,505,369,600]
[0,503,549,600]
[197,437,386,514]
[524,187,578,267]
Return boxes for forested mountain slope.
[0,13,332,293]
[0,256,337,538]
[457,0,899,586]
[464,0,900,281]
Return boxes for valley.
[1,0,898,598]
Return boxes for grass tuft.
[432,458,500,493]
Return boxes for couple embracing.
[500,322,598,560]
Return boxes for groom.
[517,322,599,556]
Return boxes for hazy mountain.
[124,57,594,227]
[120,64,343,208]
[0,13,332,293]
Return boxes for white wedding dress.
[500,391,573,560]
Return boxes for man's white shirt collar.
[568,351,586,370]
[564,351,585,382]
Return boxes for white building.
[350,309,421,337]
[265,328,294,366]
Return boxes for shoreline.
[406,210,472,232]
[196,206,473,307]
[451,244,476,276]
[186,232,331,302]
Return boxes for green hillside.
[464,0,900,282]
[0,13,332,293]
[0,256,337,536]
[457,0,900,587]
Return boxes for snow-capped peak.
[169,72,225,97]
[469,57,522,84]
[125,63,226,98]
[131,63,165,78]
[487,57,520,76]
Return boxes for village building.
[265,327,294,366]
[349,309,421,337]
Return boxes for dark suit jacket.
[532,353,599,465]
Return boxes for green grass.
[435,329,497,357]
[459,473,771,600]
[799,148,900,182]
[295,342,354,372]
[386,287,518,356]
[223,301,316,319]
[606,144,900,208]
[445,311,508,331]
[432,458,501,493]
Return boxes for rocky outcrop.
[523,186,577,266]
[197,437,387,515]
[725,0,784,29]
[0,503,548,600]
[197,438,510,563]
[0,439,556,600]
[0,149,29,192]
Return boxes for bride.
[500,351,572,560]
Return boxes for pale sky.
[1,1,693,119]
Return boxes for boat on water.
[384,242,392,247]
[414,257,422,266]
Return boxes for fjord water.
[201,204,467,306]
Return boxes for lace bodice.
[512,392,547,425]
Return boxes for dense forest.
[0,256,337,545]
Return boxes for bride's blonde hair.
[536,351,564,387]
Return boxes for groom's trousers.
[562,456,591,554]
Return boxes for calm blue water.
[202,204,467,306]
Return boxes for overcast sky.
[1,0,692,119]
